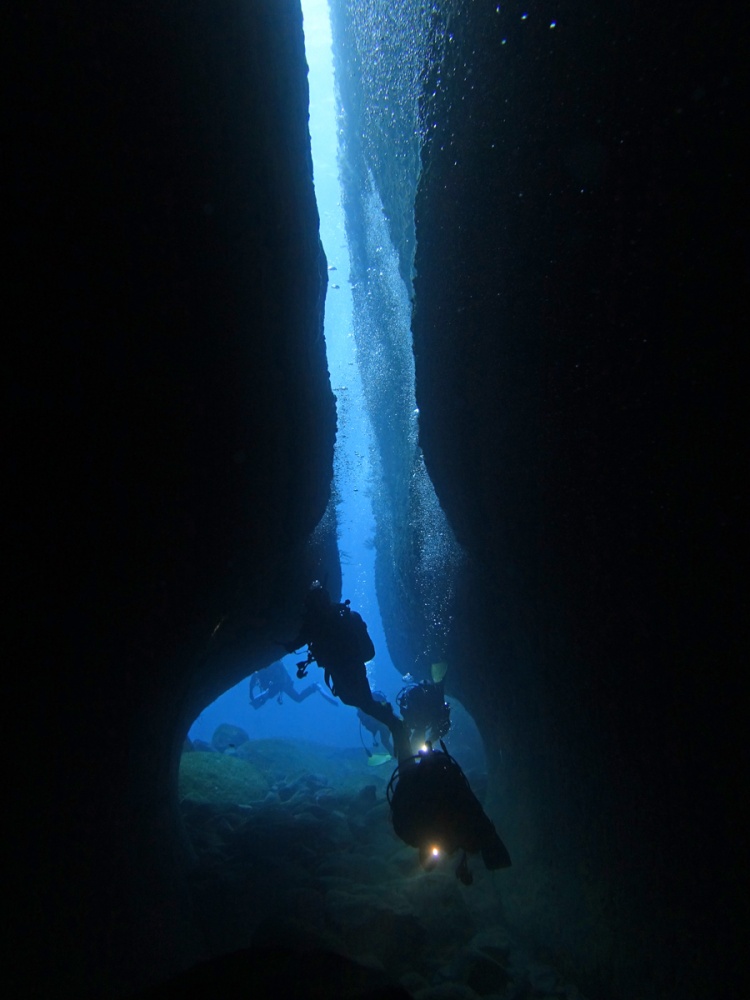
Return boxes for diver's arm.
[249,674,267,708]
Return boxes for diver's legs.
[332,665,412,761]
[375,722,394,756]
[358,714,394,756]
[285,682,338,705]
[285,683,319,703]
[313,682,339,706]
[389,718,412,762]
[363,700,410,762]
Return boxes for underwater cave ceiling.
[10,1,743,998]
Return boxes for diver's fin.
[367,753,393,767]
[431,661,449,683]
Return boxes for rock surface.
[9,1,335,995]
[7,0,743,998]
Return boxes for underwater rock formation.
[9,0,743,998]
[411,4,744,997]
[10,0,335,994]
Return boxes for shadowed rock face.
[412,4,744,997]
[9,1,336,995]
[8,1,742,998]
[134,944,412,1000]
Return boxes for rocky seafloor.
[178,733,590,1000]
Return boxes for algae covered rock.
[211,723,250,753]
[179,750,269,806]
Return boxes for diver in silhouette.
[387,741,511,884]
[285,581,410,759]
[397,679,451,753]
[249,660,338,709]
[357,691,395,758]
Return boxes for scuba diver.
[249,660,338,709]
[284,581,410,760]
[357,690,395,761]
[387,740,511,885]
[397,678,451,753]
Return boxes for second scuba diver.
[249,660,338,709]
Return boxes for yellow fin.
[367,753,392,767]
[431,661,449,683]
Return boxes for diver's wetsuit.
[288,591,410,759]
[389,746,512,872]
[358,692,395,755]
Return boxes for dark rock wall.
[9,2,335,995]
[413,2,744,997]
[8,1,745,998]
